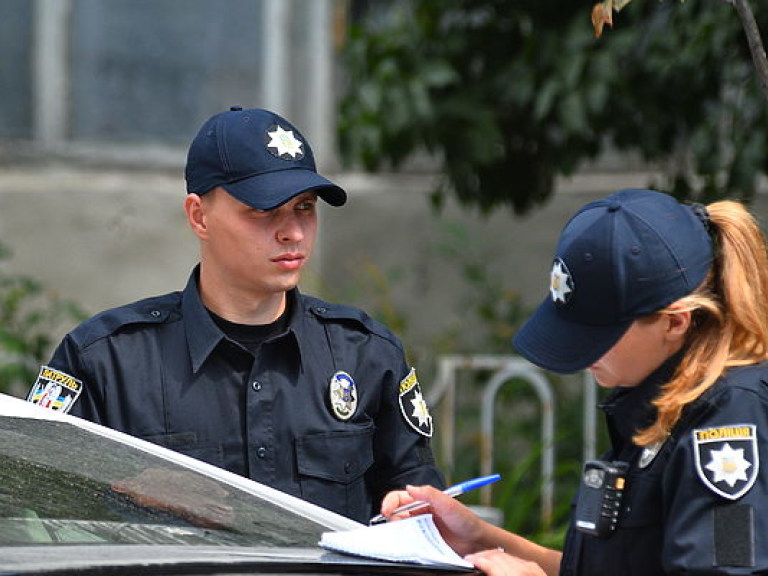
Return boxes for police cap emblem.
[265,124,304,160]
[329,371,357,421]
[550,258,574,306]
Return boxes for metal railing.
[428,355,596,530]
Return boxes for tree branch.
[728,0,768,103]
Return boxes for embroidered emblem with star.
[398,368,433,437]
[550,258,574,305]
[266,125,304,159]
[705,442,752,487]
[693,424,759,500]
[410,389,431,428]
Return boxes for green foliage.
[339,0,768,214]
[0,243,86,397]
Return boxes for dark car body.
[0,393,473,576]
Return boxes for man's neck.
[197,270,287,326]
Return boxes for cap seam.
[627,206,705,287]
[217,119,232,179]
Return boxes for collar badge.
[639,441,664,468]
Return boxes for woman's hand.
[378,485,560,576]
[379,484,488,556]
[379,488,418,522]
[466,548,546,576]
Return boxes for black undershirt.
[208,303,291,357]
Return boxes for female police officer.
[380,189,768,575]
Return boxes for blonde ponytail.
[634,200,768,446]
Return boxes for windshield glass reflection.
[0,417,325,546]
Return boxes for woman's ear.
[184,193,207,239]
[666,309,692,341]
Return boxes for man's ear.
[184,193,207,239]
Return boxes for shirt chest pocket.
[596,469,666,576]
[295,426,375,521]
[296,426,375,483]
[619,470,663,529]
[572,471,666,576]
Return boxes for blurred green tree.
[0,243,85,397]
[339,0,768,214]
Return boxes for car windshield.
[0,416,333,547]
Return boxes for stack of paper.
[319,514,473,569]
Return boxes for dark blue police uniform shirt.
[41,268,445,523]
[561,357,768,575]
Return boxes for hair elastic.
[690,203,711,233]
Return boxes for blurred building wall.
[3,0,337,164]
[2,0,767,363]
[0,0,344,346]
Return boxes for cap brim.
[222,168,346,210]
[512,296,633,374]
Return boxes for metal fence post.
[429,355,555,529]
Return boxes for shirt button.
[344,461,352,474]
[150,310,161,318]
[252,381,262,392]
[256,446,267,458]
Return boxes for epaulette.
[304,296,400,346]
[68,292,183,349]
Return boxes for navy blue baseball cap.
[513,189,714,374]
[185,106,346,210]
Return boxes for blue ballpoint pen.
[369,473,501,525]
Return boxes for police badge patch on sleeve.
[693,424,759,500]
[26,366,82,414]
[398,367,433,437]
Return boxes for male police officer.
[27,107,445,523]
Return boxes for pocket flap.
[296,427,375,484]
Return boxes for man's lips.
[272,253,305,269]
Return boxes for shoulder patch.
[27,366,82,414]
[693,424,759,500]
[398,368,433,437]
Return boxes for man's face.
[196,187,318,299]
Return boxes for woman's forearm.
[475,523,563,576]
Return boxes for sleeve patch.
[714,504,754,567]
[398,368,433,438]
[693,424,759,500]
[26,365,82,414]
